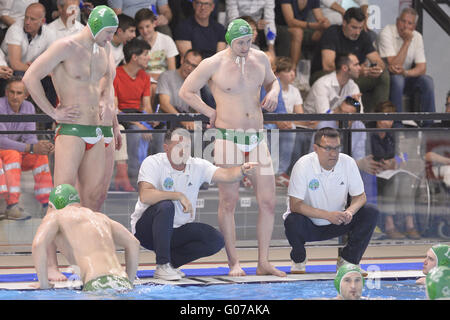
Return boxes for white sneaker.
[336,256,368,277]
[154,263,182,281]
[176,268,186,278]
[290,258,307,274]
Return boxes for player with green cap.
[225,18,254,75]
[48,184,80,210]
[87,5,119,39]
[426,266,450,300]
[417,244,450,285]
[334,264,365,300]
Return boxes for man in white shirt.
[47,0,84,43]
[303,52,363,114]
[284,127,378,273]
[131,128,259,281]
[1,3,51,72]
[378,7,435,126]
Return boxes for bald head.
[24,3,46,36]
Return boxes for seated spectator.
[320,0,368,27]
[0,49,13,95]
[369,101,420,239]
[107,0,173,36]
[131,129,261,280]
[273,56,304,187]
[174,0,226,59]
[275,0,330,67]
[47,0,84,43]
[311,7,389,113]
[416,244,450,285]
[226,0,277,56]
[113,38,153,187]
[0,77,53,220]
[135,8,178,106]
[157,49,203,131]
[378,7,435,127]
[1,3,56,106]
[284,127,378,274]
[0,0,37,42]
[111,14,137,67]
[304,52,363,114]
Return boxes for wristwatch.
[29,144,34,154]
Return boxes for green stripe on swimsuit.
[83,274,133,292]
[55,123,104,139]
[215,128,264,153]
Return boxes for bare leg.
[288,27,304,68]
[214,139,246,276]
[77,140,106,211]
[96,141,115,211]
[249,141,286,277]
[48,135,86,281]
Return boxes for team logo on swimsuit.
[96,127,103,137]
[308,179,320,191]
[163,177,174,190]
[249,134,258,145]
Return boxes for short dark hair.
[314,127,340,145]
[117,14,136,32]
[343,7,366,23]
[134,8,156,26]
[275,56,294,73]
[5,75,24,90]
[123,38,151,63]
[335,52,353,71]
[164,128,191,144]
[184,48,202,60]
[374,101,396,113]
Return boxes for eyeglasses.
[184,59,199,69]
[316,144,342,152]
[195,1,213,7]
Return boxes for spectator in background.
[47,0,84,42]
[226,0,277,57]
[111,14,136,67]
[311,7,389,113]
[378,7,435,127]
[304,52,362,114]
[320,0,368,28]
[174,0,226,59]
[369,101,420,240]
[275,0,330,67]
[135,8,178,107]
[0,0,37,42]
[273,56,304,187]
[0,49,13,95]
[157,49,203,131]
[107,0,173,36]
[114,38,152,187]
[0,77,53,220]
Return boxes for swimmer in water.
[333,264,365,300]
[179,18,285,278]
[23,5,121,281]
[416,244,450,285]
[425,265,450,300]
[32,184,140,291]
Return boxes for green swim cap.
[334,264,365,294]
[426,266,450,300]
[88,5,118,39]
[49,184,80,210]
[431,244,450,267]
[225,18,253,46]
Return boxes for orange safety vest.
[0,150,53,206]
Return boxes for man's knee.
[418,75,434,91]
[390,74,405,90]
[288,27,304,41]
[154,200,175,214]
[358,204,380,225]
[1,150,22,163]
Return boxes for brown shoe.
[5,205,31,220]
[405,228,421,240]
[385,229,406,240]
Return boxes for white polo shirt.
[1,19,52,64]
[303,71,363,114]
[130,152,219,233]
[378,24,426,70]
[283,151,365,226]
[47,17,84,43]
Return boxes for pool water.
[0,280,426,300]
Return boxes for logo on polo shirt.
[308,178,320,190]
[163,177,174,190]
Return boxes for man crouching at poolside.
[32,184,140,291]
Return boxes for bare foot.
[48,268,68,282]
[228,264,246,277]
[256,261,286,277]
